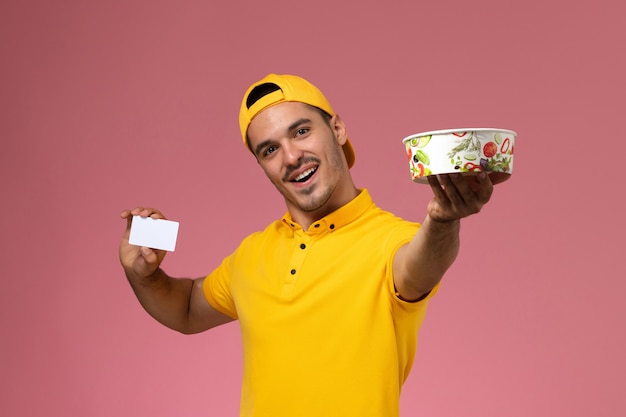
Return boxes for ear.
[330,114,348,146]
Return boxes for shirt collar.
[281,189,373,233]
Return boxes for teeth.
[294,168,316,182]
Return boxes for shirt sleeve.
[203,253,239,319]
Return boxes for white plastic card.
[128,215,179,252]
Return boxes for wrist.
[126,266,163,286]
[425,214,460,228]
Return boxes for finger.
[119,209,135,239]
[129,207,167,220]
[149,211,166,220]
[437,174,466,206]
[458,172,493,202]
[475,172,494,203]
[449,173,492,214]
[427,175,448,202]
[122,208,146,240]
[125,214,133,235]
[140,208,166,220]
[449,173,484,203]
[121,207,165,241]
[129,207,144,217]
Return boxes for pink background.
[2,0,624,416]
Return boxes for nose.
[282,140,303,167]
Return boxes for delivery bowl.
[402,128,516,184]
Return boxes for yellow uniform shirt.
[204,189,437,417]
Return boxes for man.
[119,74,493,416]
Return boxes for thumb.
[140,246,167,271]
[140,246,158,264]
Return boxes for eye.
[295,128,309,137]
[263,145,277,157]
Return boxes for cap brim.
[343,139,355,168]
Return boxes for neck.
[287,182,358,231]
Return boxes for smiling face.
[247,101,358,226]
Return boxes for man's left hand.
[426,172,493,222]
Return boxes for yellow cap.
[239,74,355,168]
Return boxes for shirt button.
[290,269,296,275]
[300,243,306,249]
[314,224,320,228]
[329,224,335,230]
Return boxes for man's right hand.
[118,207,234,334]
[119,207,168,281]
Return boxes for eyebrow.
[253,117,313,156]
[287,118,312,134]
